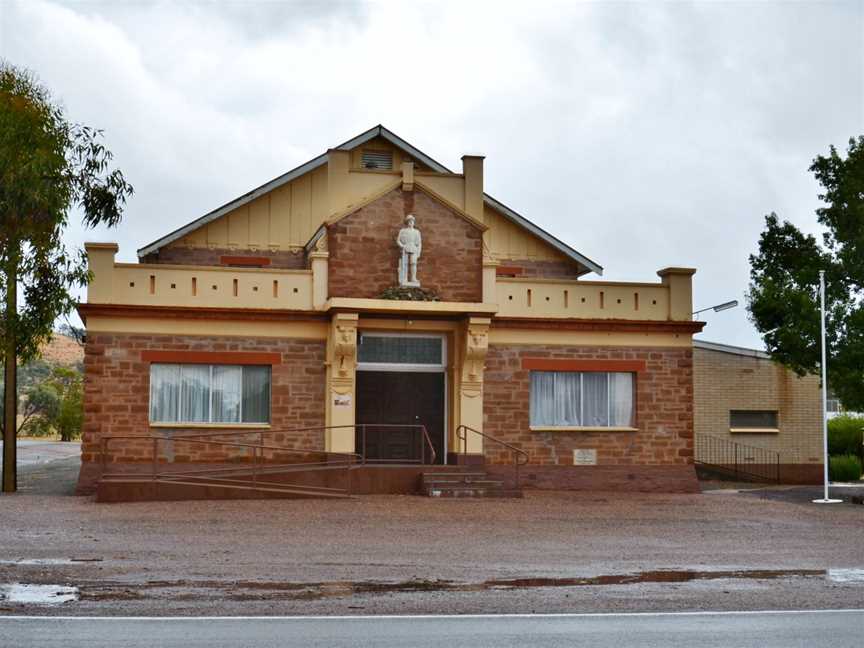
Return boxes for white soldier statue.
[396,214,422,287]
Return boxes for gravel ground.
[0,457,861,616]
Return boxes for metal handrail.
[98,422,439,498]
[693,433,781,483]
[166,423,436,464]
[99,432,360,497]
[355,423,436,466]
[455,424,528,489]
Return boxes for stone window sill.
[729,427,779,434]
[529,426,639,433]
[149,422,272,430]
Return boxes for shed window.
[530,371,635,428]
[149,364,271,424]
[729,410,778,430]
[361,150,393,170]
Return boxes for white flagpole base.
[812,498,843,504]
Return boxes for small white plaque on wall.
[333,393,352,408]
[573,448,597,466]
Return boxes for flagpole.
[814,269,841,504]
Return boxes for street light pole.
[813,270,841,504]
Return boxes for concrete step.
[424,485,523,499]
[421,473,492,487]
[421,471,488,480]
[423,478,504,489]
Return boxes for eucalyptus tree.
[0,62,132,492]
[748,137,863,411]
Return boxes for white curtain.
[554,372,581,425]
[609,372,635,427]
[180,365,210,423]
[530,372,556,426]
[242,366,271,423]
[212,366,242,423]
[150,364,180,422]
[582,373,609,427]
[530,372,581,426]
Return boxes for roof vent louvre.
[362,150,393,170]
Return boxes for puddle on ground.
[827,568,864,583]
[0,584,79,604]
[80,568,853,603]
[0,558,101,566]
[20,567,861,604]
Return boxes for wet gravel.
[0,459,861,616]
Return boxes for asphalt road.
[1,610,862,648]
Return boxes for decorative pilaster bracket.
[331,312,357,379]
[462,317,491,395]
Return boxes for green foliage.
[0,60,130,461]
[6,365,83,440]
[46,366,82,441]
[378,285,440,301]
[1,61,132,363]
[828,454,863,482]
[747,136,864,411]
[828,415,864,459]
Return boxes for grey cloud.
[1,0,861,347]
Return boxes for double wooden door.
[355,371,445,464]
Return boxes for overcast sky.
[1,0,861,347]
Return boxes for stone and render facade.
[77,125,707,495]
[693,340,823,484]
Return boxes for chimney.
[327,148,351,217]
[461,155,485,223]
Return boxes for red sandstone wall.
[497,259,584,280]
[483,345,695,467]
[77,333,326,493]
[143,246,307,269]
[327,188,483,302]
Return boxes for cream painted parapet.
[309,233,329,310]
[482,257,499,304]
[657,267,696,321]
[455,316,491,458]
[495,269,696,322]
[325,312,358,454]
[84,242,119,303]
[84,242,314,311]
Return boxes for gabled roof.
[137,125,603,276]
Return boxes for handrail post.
[253,445,259,491]
[152,437,158,481]
[362,425,366,465]
[515,450,520,490]
[346,452,352,496]
[734,444,738,480]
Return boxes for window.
[149,364,271,424]
[361,149,393,170]
[358,335,443,366]
[530,371,635,428]
[729,410,778,430]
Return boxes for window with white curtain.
[149,364,271,424]
[530,371,635,428]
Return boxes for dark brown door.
[355,371,445,464]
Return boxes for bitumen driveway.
[1,610,862,648]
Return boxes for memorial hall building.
[78,125,705,500]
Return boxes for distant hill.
[38,333,84,367]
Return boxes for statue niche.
[396,214,422,287]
